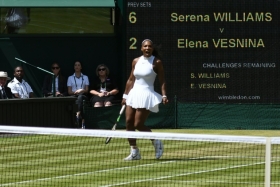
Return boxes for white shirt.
[8,78,33,99]
[67,73,89,92]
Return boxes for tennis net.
[0,126,279,187]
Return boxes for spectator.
[42,62,67,97]
[67,61,89,129]
[89,64,119,107]
[0,71,14,99]
[8,66,34,98]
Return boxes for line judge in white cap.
[0,71,14,99]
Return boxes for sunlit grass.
[1,131,279,187]
[154,129,280,137]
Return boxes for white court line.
[0,161,175,186]
[1,158,280,187]
[158,179,280,185]
[101,160,280,187]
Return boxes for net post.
[265,137,271,187]
[174,95,177,129]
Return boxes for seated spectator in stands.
[42,62,67,97]
[0,71,14,99]
[67,61,89,129]
[8,66,34,98]
[89,64,119,107]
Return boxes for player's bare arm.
[122,58,138,105]
[124,58,138,95]
[154,58,168,104]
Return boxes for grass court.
[1,129,280,187]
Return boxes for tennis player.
[122,39,168,161]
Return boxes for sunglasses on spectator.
[52,67,60,70]
[98,68,106,71]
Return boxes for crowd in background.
[0,62,119,129]
[1,39,168,161]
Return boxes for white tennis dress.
[126,55,162,112]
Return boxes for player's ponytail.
[152,44,162,60]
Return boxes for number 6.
[129,12,137,23]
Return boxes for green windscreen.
[84,101,280,130]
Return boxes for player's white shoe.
[124,149,141,161]
[153,140,164,159]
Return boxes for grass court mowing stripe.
[1,159,271,187]
[0,134,277,186]
[101,161,268,187]
[0,161,175,186]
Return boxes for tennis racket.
[105,105,126,144]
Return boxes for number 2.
[129,38,137,49]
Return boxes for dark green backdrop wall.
[0,35,123,97]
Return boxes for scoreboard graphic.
[125,0,280,103]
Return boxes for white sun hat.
[0,71,11,80]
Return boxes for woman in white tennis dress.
[122,39,168,161]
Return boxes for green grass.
[0,8,113,34]
[155,129,280,137]
[1,130,280,187]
